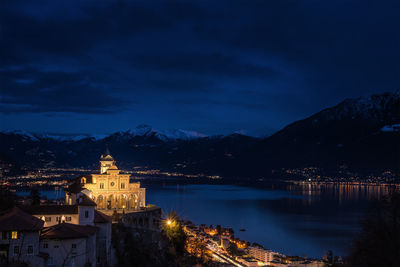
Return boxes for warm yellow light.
[11,231,18,239]
[167,220,172,225]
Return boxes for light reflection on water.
[146,183,392,258]
[23,183,393,258]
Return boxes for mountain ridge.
[1,92,399,177]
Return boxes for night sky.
[1,0,399,136]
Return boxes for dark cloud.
[0,68,129,114]
[0,0,399,134]
[140,76,213,92]
[134,53,279,79]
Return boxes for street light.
[167,219,172,225]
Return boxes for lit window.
[14,246,19,255]
[27,245,33,255]
[11,231,18,239]
[66,216,72,221]
[100,183,104,189]
[45,217,51,222]
[121,183,125,189]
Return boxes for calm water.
[22,182,391,258]
[145,182,390,258]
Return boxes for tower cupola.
[100,145,116,174]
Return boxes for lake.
[25,182,391,258]
[145,182,390,258]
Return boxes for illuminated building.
[65,148,146,211]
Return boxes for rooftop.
[77,193,97,206]
[0,206,44,231]
[20,204,79,215]
[94,210,112,223]
[41,223,98,239]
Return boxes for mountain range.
[1,92,399,178]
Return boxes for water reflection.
[146,183,392,258]
[288,183,393,204]
[19,182,393,258]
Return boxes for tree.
[0,186,16,211]
[227,227,234,236]
[216,225,222,235]
[346,191,400,267]
[227,243,240,257]
[325,250,341,267]
[29,188,41,205]
[162,212,187,256]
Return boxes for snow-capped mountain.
[2,130,107,142]
[0,92,398,177]
[3,125,208,143]
[112,125,208,141]
[249,92,400,173]
[314,92,399,122]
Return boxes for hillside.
[0,92,399,177]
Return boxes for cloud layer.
[1,0,399,135]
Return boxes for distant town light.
[167,220,172,225]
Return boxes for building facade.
[66,150,146,212]
[18,193,113,267]
[248,246,278,264]
[0,207,46,267]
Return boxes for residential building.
[40,223,97,267]
[0,206,46,266]
[248,246,278,264]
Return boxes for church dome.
[100,154,114,161]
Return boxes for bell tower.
[100,145,116,174]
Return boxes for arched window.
[97,195,104,209]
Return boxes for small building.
[93,210,112,266]
[20,193,97,227]
[40,223,98,267]
[122,205,162,231]
[0,206,46,266]
[20,205,79,227]
[248,246,278,264]
[20,193,112,266]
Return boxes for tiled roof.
[41,223,98,239]
[77,194,97,206]
[94,210,112,223]
[20,205,79,215]
[0,206,44,231]
[65,175,94,193]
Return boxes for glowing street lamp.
[167,219,172,225]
